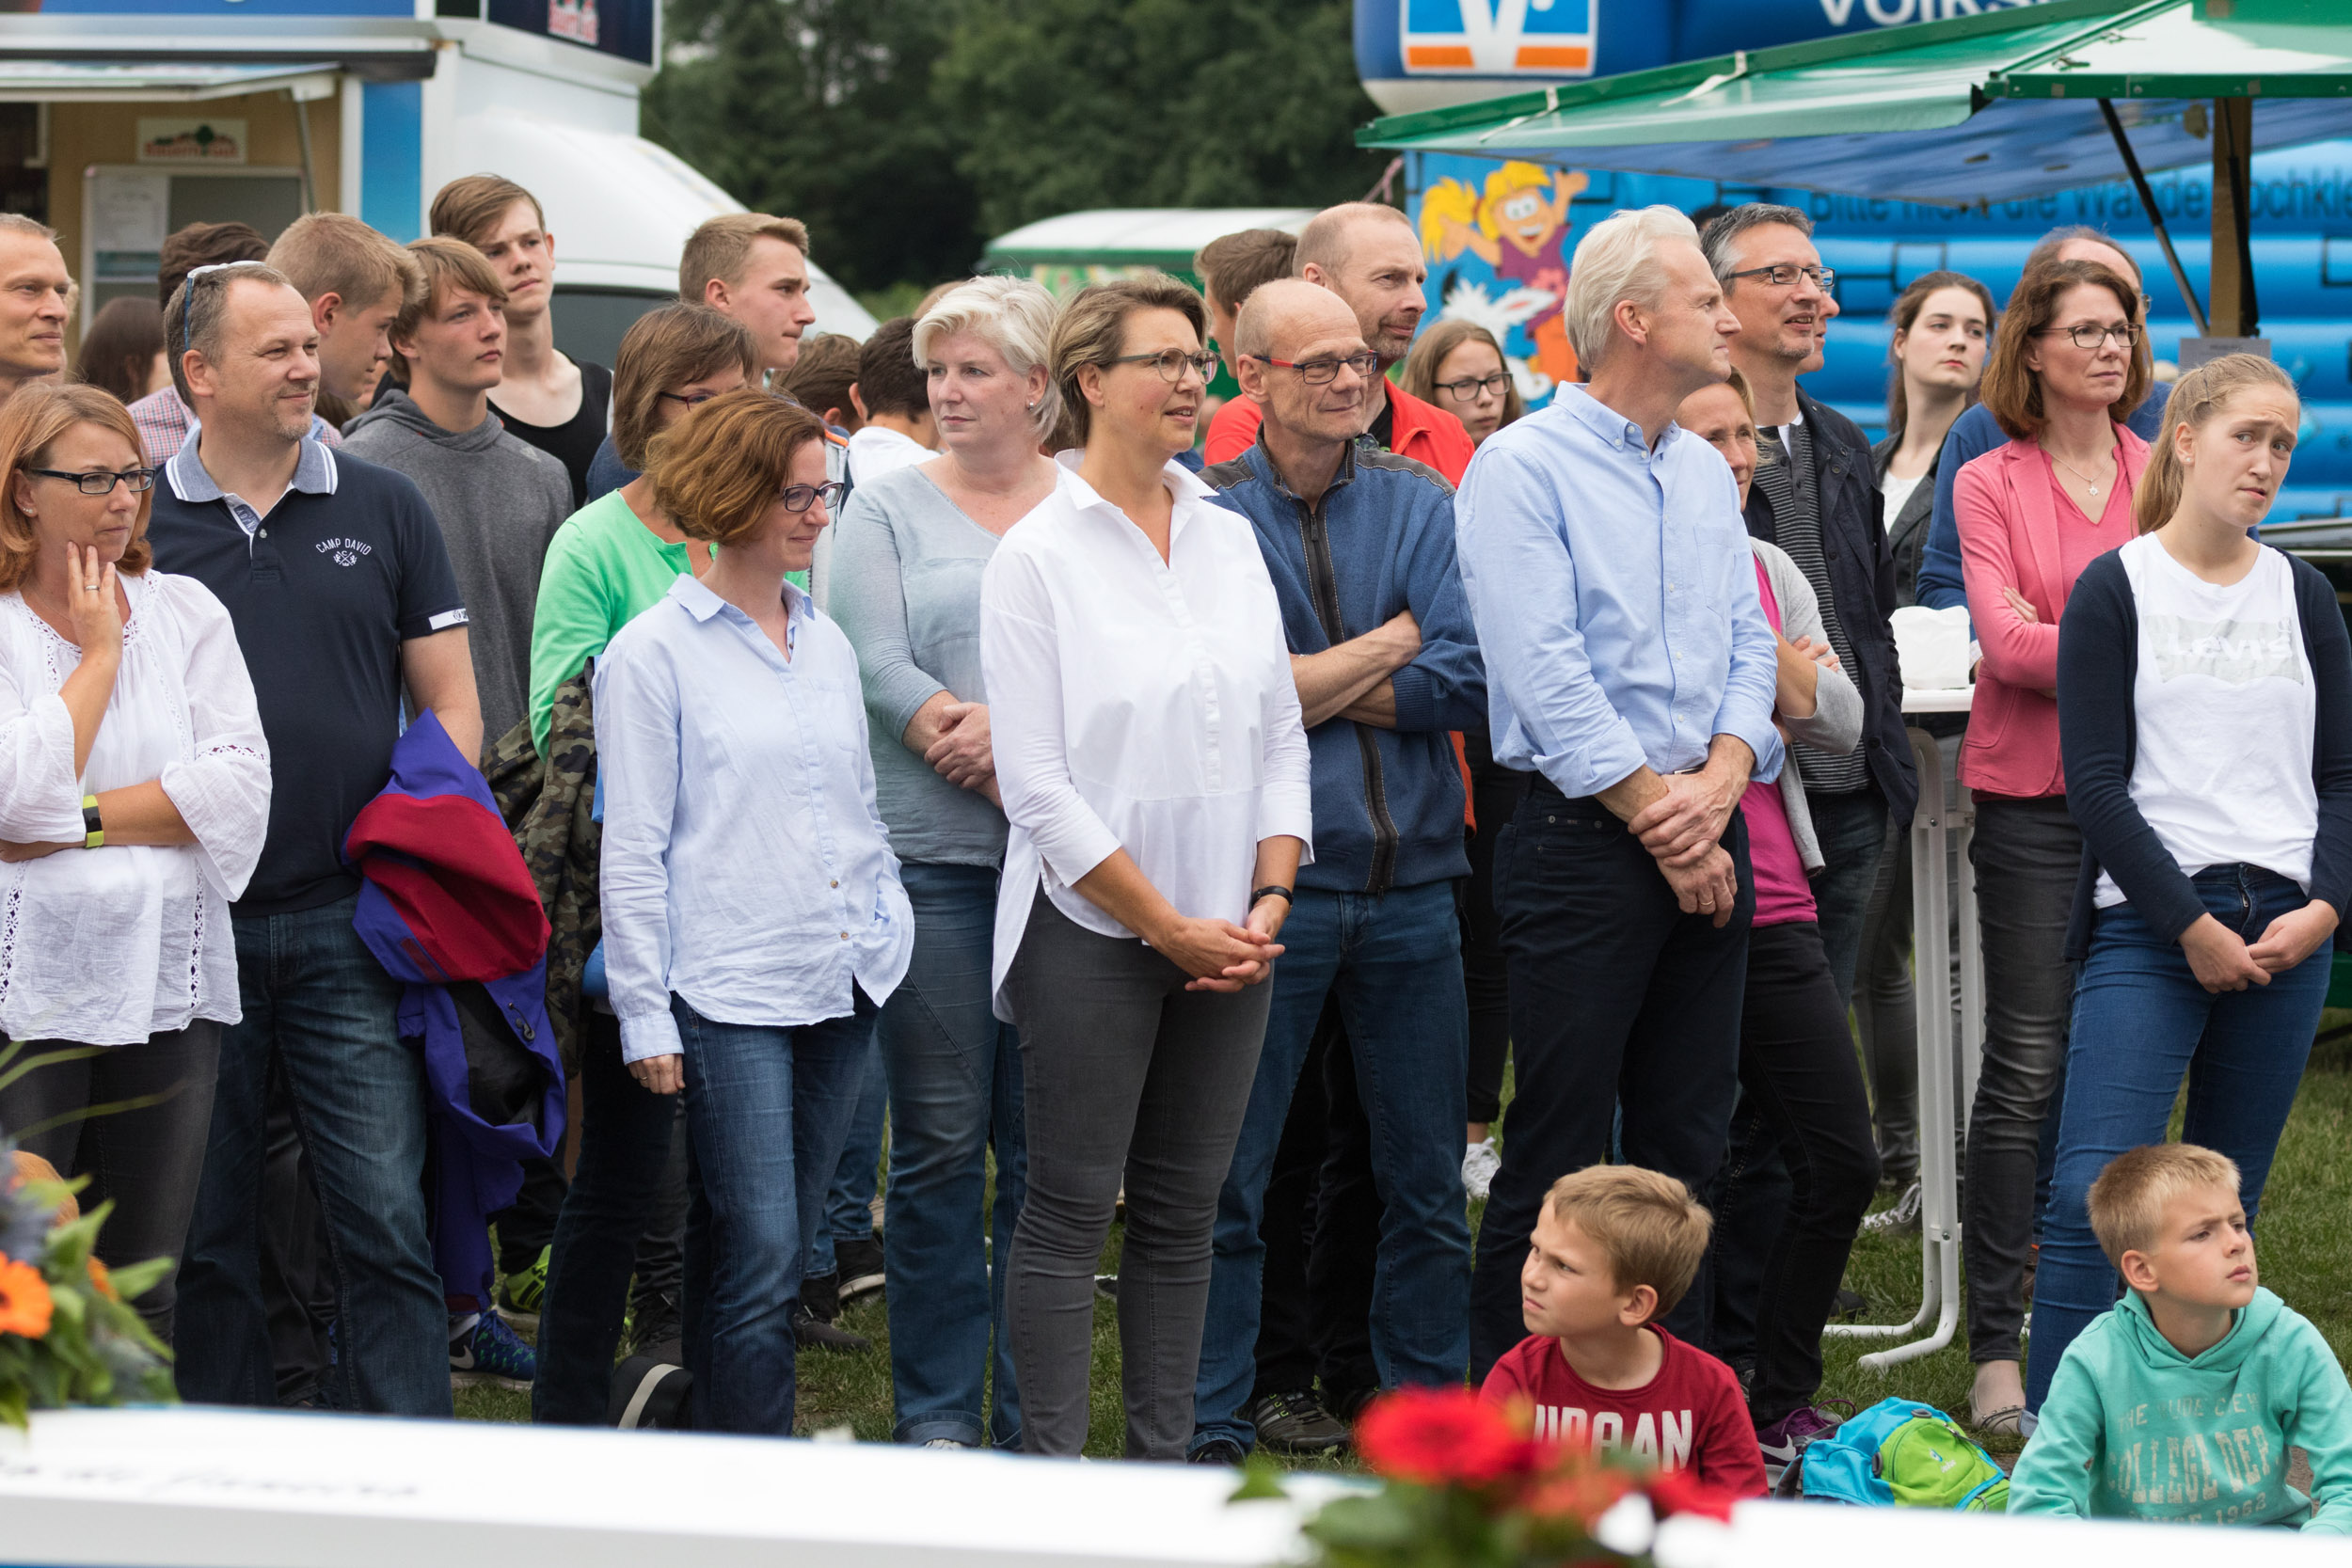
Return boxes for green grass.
[456,1034,2352,1463]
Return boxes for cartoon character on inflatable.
[1422,160,1587,394]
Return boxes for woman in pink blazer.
[1951,257,2152,1438]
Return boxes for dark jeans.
[177,894,449,1417]
[0,1020,222,1345]
[532,1008,688,1425]
[1962,795,2080,1366]
[1251,1002,1378,1408]
[1002,893,1272,1459]
[2026,865,2328,1411]
[810,1032,887,1279]
[260,1063,336,1405]
[489,1155,566,1279]
[877,862,1026,1449]
[675,990,874,1436]
[1470,784,1750,1378]
[1705,922,1879,1424]
[1194,881,1470,1453]
[1464,736,1529,1125]
[1805,786,1891,1011]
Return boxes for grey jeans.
[1001,893,1272,1459]
[1962,794,2081,1365]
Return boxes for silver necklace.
[2049,444,2117,497]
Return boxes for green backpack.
[1797,1399,2010,1511]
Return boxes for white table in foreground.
[1825,685,1984,1370]
[6,1408,2345,1568]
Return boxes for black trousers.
[1470,783,1750,1379]
[1250,1000,1378,1406]
[1704,921,1879,1423]
[1463,735,1530,1125]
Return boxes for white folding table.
[1824,688,1985,1370]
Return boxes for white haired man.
[1453,206,1784,1377]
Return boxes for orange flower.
[1521,1462,1634,1526]
[86,1256,117,1300]
[0,1255,53,1338]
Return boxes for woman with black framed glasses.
[1400,319,1524,449]
[596,388,910,1435]
[0,383,270,1348]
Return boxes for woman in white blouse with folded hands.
[0,384,269,1343]
[980,276,1311,1460]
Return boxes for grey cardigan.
[1752,537,1864,875]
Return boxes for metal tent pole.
[2098,98,2207,336]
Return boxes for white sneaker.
[1462,1139,1502,1201]
[1862,1180,1922,1234]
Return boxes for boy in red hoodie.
[1481,1165,1767,1497]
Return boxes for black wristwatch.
[1251,885,1294,906]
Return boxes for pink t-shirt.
[1741,554,1815,927]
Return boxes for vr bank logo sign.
[1401,0,1597,76]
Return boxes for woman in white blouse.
[595,388,912,1436]
[979,277,1311,1459]
[0,384,269,1341]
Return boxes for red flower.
[1355,1387,1538,1487]
[1521,1462,1634,1526]
[1644,1466,1738,1522]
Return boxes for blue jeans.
[1194,881,1470,1452]
[808,1036,887,1280]
[878,862,1026,1447]
[175,894,450,1416]
[675,990,874,1435]
[2026,865,2329,1411]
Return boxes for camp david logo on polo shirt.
[317,536,373,568]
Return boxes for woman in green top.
[529,303,756,1426]
[526,305,756,753]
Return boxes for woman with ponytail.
[2034,355,2352,1410]
[1950,258,2153,1437]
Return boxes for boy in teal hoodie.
[2010,1144,2352,1532]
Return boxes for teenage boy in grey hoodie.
[343,235,570,751]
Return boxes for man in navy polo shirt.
[150,261,481,1417]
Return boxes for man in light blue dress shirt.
[1454,206,1785,1375]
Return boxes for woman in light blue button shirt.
[595,388,912,1436]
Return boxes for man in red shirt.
[1481,1165,1768,1497]
[1204,202,1475,485]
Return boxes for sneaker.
[1248,1388,1351,1454]
[451,1310,536,1390]
[1189,1437,1248,1466]
[608,1354,691,1429]
[1755,1404,1843,1487]
[1461,1138,1502,1202]
[922,1436,976,1449]
[1862,1180,1922,1235]
[1831,1286,1867,1318]
[790,1301,871,1353]
[496,1244,550,1332]
[836,1235,886,1304]
[627,1288,681,1357]
[803,1270,844,1323]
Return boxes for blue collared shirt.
[594,573,913,1063]
[1454,385,1783,799]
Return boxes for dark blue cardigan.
[2056,542,2352,959]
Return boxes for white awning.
[0,61,341,103]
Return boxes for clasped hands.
[1618,749,1751,929]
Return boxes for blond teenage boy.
[2010,1144,2352,1531]
[1480,1165,1767,1497]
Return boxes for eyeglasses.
[25,466,156,495]
[1108,349,1220,384]
[1249,351,1379,386]
[658,389,723,408]
[1434,371,1513,402]
[779,480,849,514]
[2039,323,2140,350]
[176,262,258,356]
[1724,262,1836,292]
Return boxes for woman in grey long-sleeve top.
[827,277,1065,1450]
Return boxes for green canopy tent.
[1356,0,2352,343]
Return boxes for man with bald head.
[1915,226,2165,611]
[1203,204,1474,483]
[1188,278,1486,1464]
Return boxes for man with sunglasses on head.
[1205,204,1474,485]
[1188,279,1486,1465]
[147,260,479,1418]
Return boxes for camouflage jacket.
[484,670,599,1075]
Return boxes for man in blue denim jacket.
[1187,280,1486,1465]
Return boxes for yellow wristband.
[81,792,103,850]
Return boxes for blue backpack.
[1796,1398,2010,1511]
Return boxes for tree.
[647,0,986,293]
[934,0,1384,240]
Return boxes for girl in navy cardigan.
[2040,355,2352,1413]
